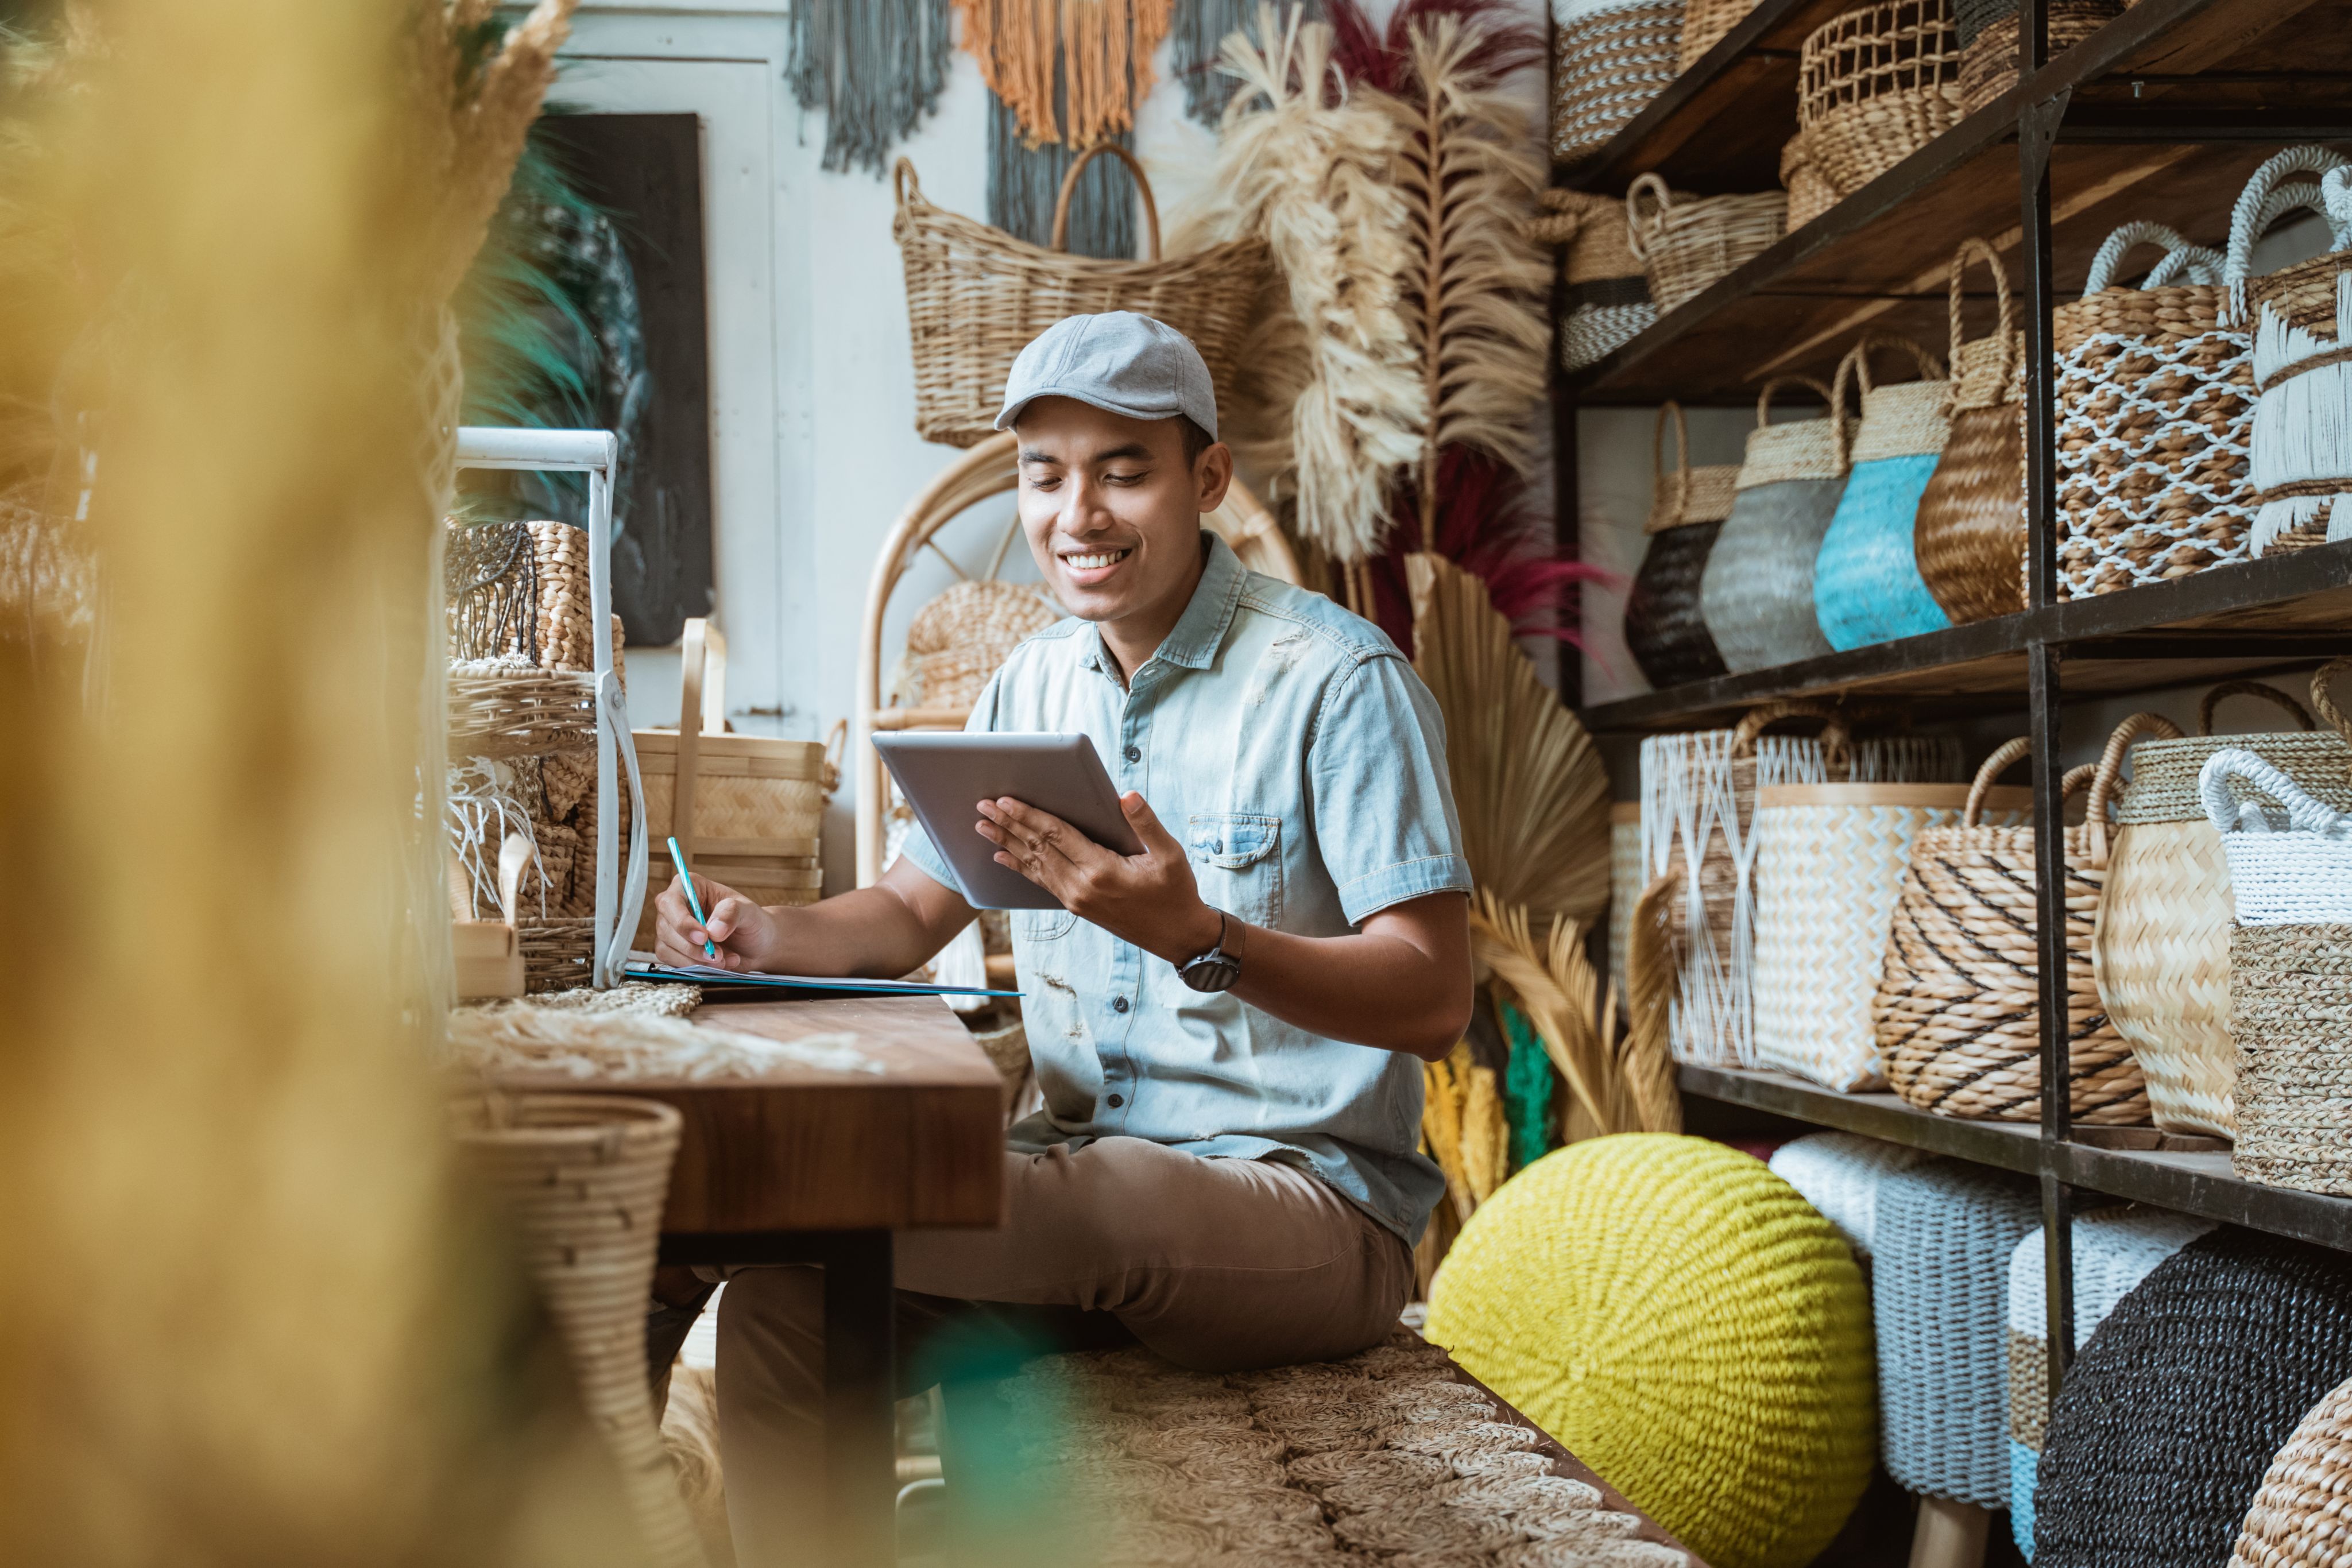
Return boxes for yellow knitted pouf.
[1425,1133,1875,1568]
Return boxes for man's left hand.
[976,791,1222,965]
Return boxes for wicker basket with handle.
[1534,189,1657,371]
[1875,715,2176,1124]
[1700,375,1851,674]
[1812,332,1955,651]
[2095,669,2352,1138]
[1624,173,1787,315]
[1623,401,1737,689]
[1798,0,1964,200]
[1915,237,2027,624]
[892,148,1268,448]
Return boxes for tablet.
[872,731,1143,910]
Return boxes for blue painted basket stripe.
[1813,452,1951,650]
[2010,1438,2037,1561]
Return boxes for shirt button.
[1107,1093,1125,1108]
[1112,996,1130,1013]
[1123,744,1141,762]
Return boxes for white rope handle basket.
[2201,748,2352,926]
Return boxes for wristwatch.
[1177,909,1244,993]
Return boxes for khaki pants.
[713,1136,1414,1568]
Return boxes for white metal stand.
[452,427,648,988]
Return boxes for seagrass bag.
[1623,400,1738,689]
[1701,375,1851,673]
[892,149,1267,447]
[1812,333,1953,651]
[2095,669,2352,1139]
[1797,0,1964,202]
[1876,714,2178,1124]
[1916,237,2027,624]
[1625,174,1787,316]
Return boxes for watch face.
[1180,954,1241,993]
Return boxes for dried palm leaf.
[1406,550,1608,928]
[1624,870,1683,1132]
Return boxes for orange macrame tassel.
[955,0,1174,148]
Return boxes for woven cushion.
[2231,1372,2352,1568]
[2035,1228,2352,1567]
[1874,1158,2039,1506]
[1767,1132,1928,1262]
[1425,1133,1874,1568]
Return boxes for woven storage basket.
[1798,0,1964,200]
[1780,130,1840,231]
[2231,1372,2352,1568]
[2230,924,2352,1199]
[2034,1226,2352,1567]
[1678,0,1761,68]
[1552,0,1686,166]
[1535,189,1659,371]
[1626,175,1787,316]
[2053,219,2260,599]
[892,149,1267,448]
[2225,149,2352,555]
[1955,0,2121,114]
[1702,377,1852,673]
[448,1093,702,1568]
[1427,1135,1875,1568]
[1876,715,2176,1125]
[1813,334,1955,650]
[1916,238,2029,624]
[2206,746,2352,927]
[1624,401,1738,688]
[2004,1207,2216,1561]
[2096,672,2352,1139]
[1767,1131,1928,1261]
[1752,776,2022,1091]
[1610,802,1643,1004]
[1874,1157,2040,1508]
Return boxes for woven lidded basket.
[1876,715,2177,1125]
[1954,0,2121,113]
[1811,333,1955,651]
[1915,237,2028,625]
[892,149,1267,448]
[448,1093,702,1568]
[1626,173,1787,316]
[1624,401,1738,689]
[1798,0,1964,200]
[2095,670,2352,1139]
[1535,188,1658,372]
[1701,376,1851,674]
[2053,219,2257,599]
[1552,0,1686,166]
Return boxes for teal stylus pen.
[667,835,718,958]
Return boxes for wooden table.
[494,994,1003,1567]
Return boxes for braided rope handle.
[2145,243,2226,288]
[1945,237,2016,378]
[1963,737,2032,827]
[2199,680,2314,735]
[2223,146,2352,323]
[2084,221,2225,292]
[1624,173,1674,265]
[1728,699,1852,775]
[2202,748,2352,837]
[1753,375,1842,472]
[2084,711,2185,868]
[1831,331,1945,409]
[2310,657,2352,757]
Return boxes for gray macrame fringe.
[987,94,1137,262]
[1169,0,1320,125]
[786,0,954,176]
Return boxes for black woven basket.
[1623,520,1729,690]
[2033,1226,2352,1567]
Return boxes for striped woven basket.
[1552,0,1686,165]
[1534,189,1658,372]
[2232,1373,2352,1568]
[1875,715,2176,1125]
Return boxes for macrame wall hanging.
[785,0,956,176]
[959,0,1174,259]
[1169,0,1320,125]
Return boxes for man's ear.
[1196,440,1235,513]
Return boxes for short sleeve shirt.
[901,533,1469,1242]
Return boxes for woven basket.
[448,1093,702,1568]
[2004,1208,2216,1560]
[1552,0,1686,165]
[892,149,1267,448]
[1780,130,1840,231]
[1752,777,2021,1091]
[2053,219,2258,599]
[2225,150,2352,555]
[1876,715,2176,1125]
[2096,673,2352,1139]
[2230,923,2352,1197]
[2034,1228,2352,1567]
[1798,0,1964,200]
[2206,746,2352,927]
[1767,1130,1928,1261]
[1625,402,1738,689]
[1703,377,1851,673]
[1678,0,1761,69]
[1916,238,2028,624]
[1626,174,1788,316]
[1609,802,1643,1005]
[1535,188,1659,372]
[1812,334,1955,651]
[1955,0,2122,114]
[2232,1373,2352,1568]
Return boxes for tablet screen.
[872,732,1142,910]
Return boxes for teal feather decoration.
[1500,998,1554,1172]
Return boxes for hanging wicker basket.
[892,149,1268,448]
[1798,0,1964,199]
[1625,173,1787,315]
[1552,0,1686,165]
[1914,237,2027,624]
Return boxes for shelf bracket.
[2018,86,2073,186]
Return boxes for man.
[653,312,1473,1563]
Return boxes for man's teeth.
[1062,549,1130,570]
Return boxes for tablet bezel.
[872,732,1142,911]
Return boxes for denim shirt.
[902,534,1469,1243]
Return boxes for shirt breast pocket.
[1014,908,1076,942]
[1187,812,1283,928]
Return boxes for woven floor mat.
[975,1328,1704,1567]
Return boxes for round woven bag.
[1425,1134,1875,1568]
[1811,333,1955,652]
[1700,376,1851,675]
[1624,401,1738,689]
[2034,1227,2352,1568]
[2231,1372,2352,1568]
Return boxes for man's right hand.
[654,872,779,971]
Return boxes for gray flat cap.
[995,311,1218,440]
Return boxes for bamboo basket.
[448,1093,702,1568]
[1916,237,2027,624]
[2095,671,2352,1138]
[1781,131,1840,231]
[1876,717,2175,1123]
[1626,174,1787,315]
[633,618,830,948]
[1624,402,1737,688]
[892,148,1267,448]
[1534,189,1657,371]
[1798,0,1964,199]
[1678,0,1762,70]
[1552,0,1686,166]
